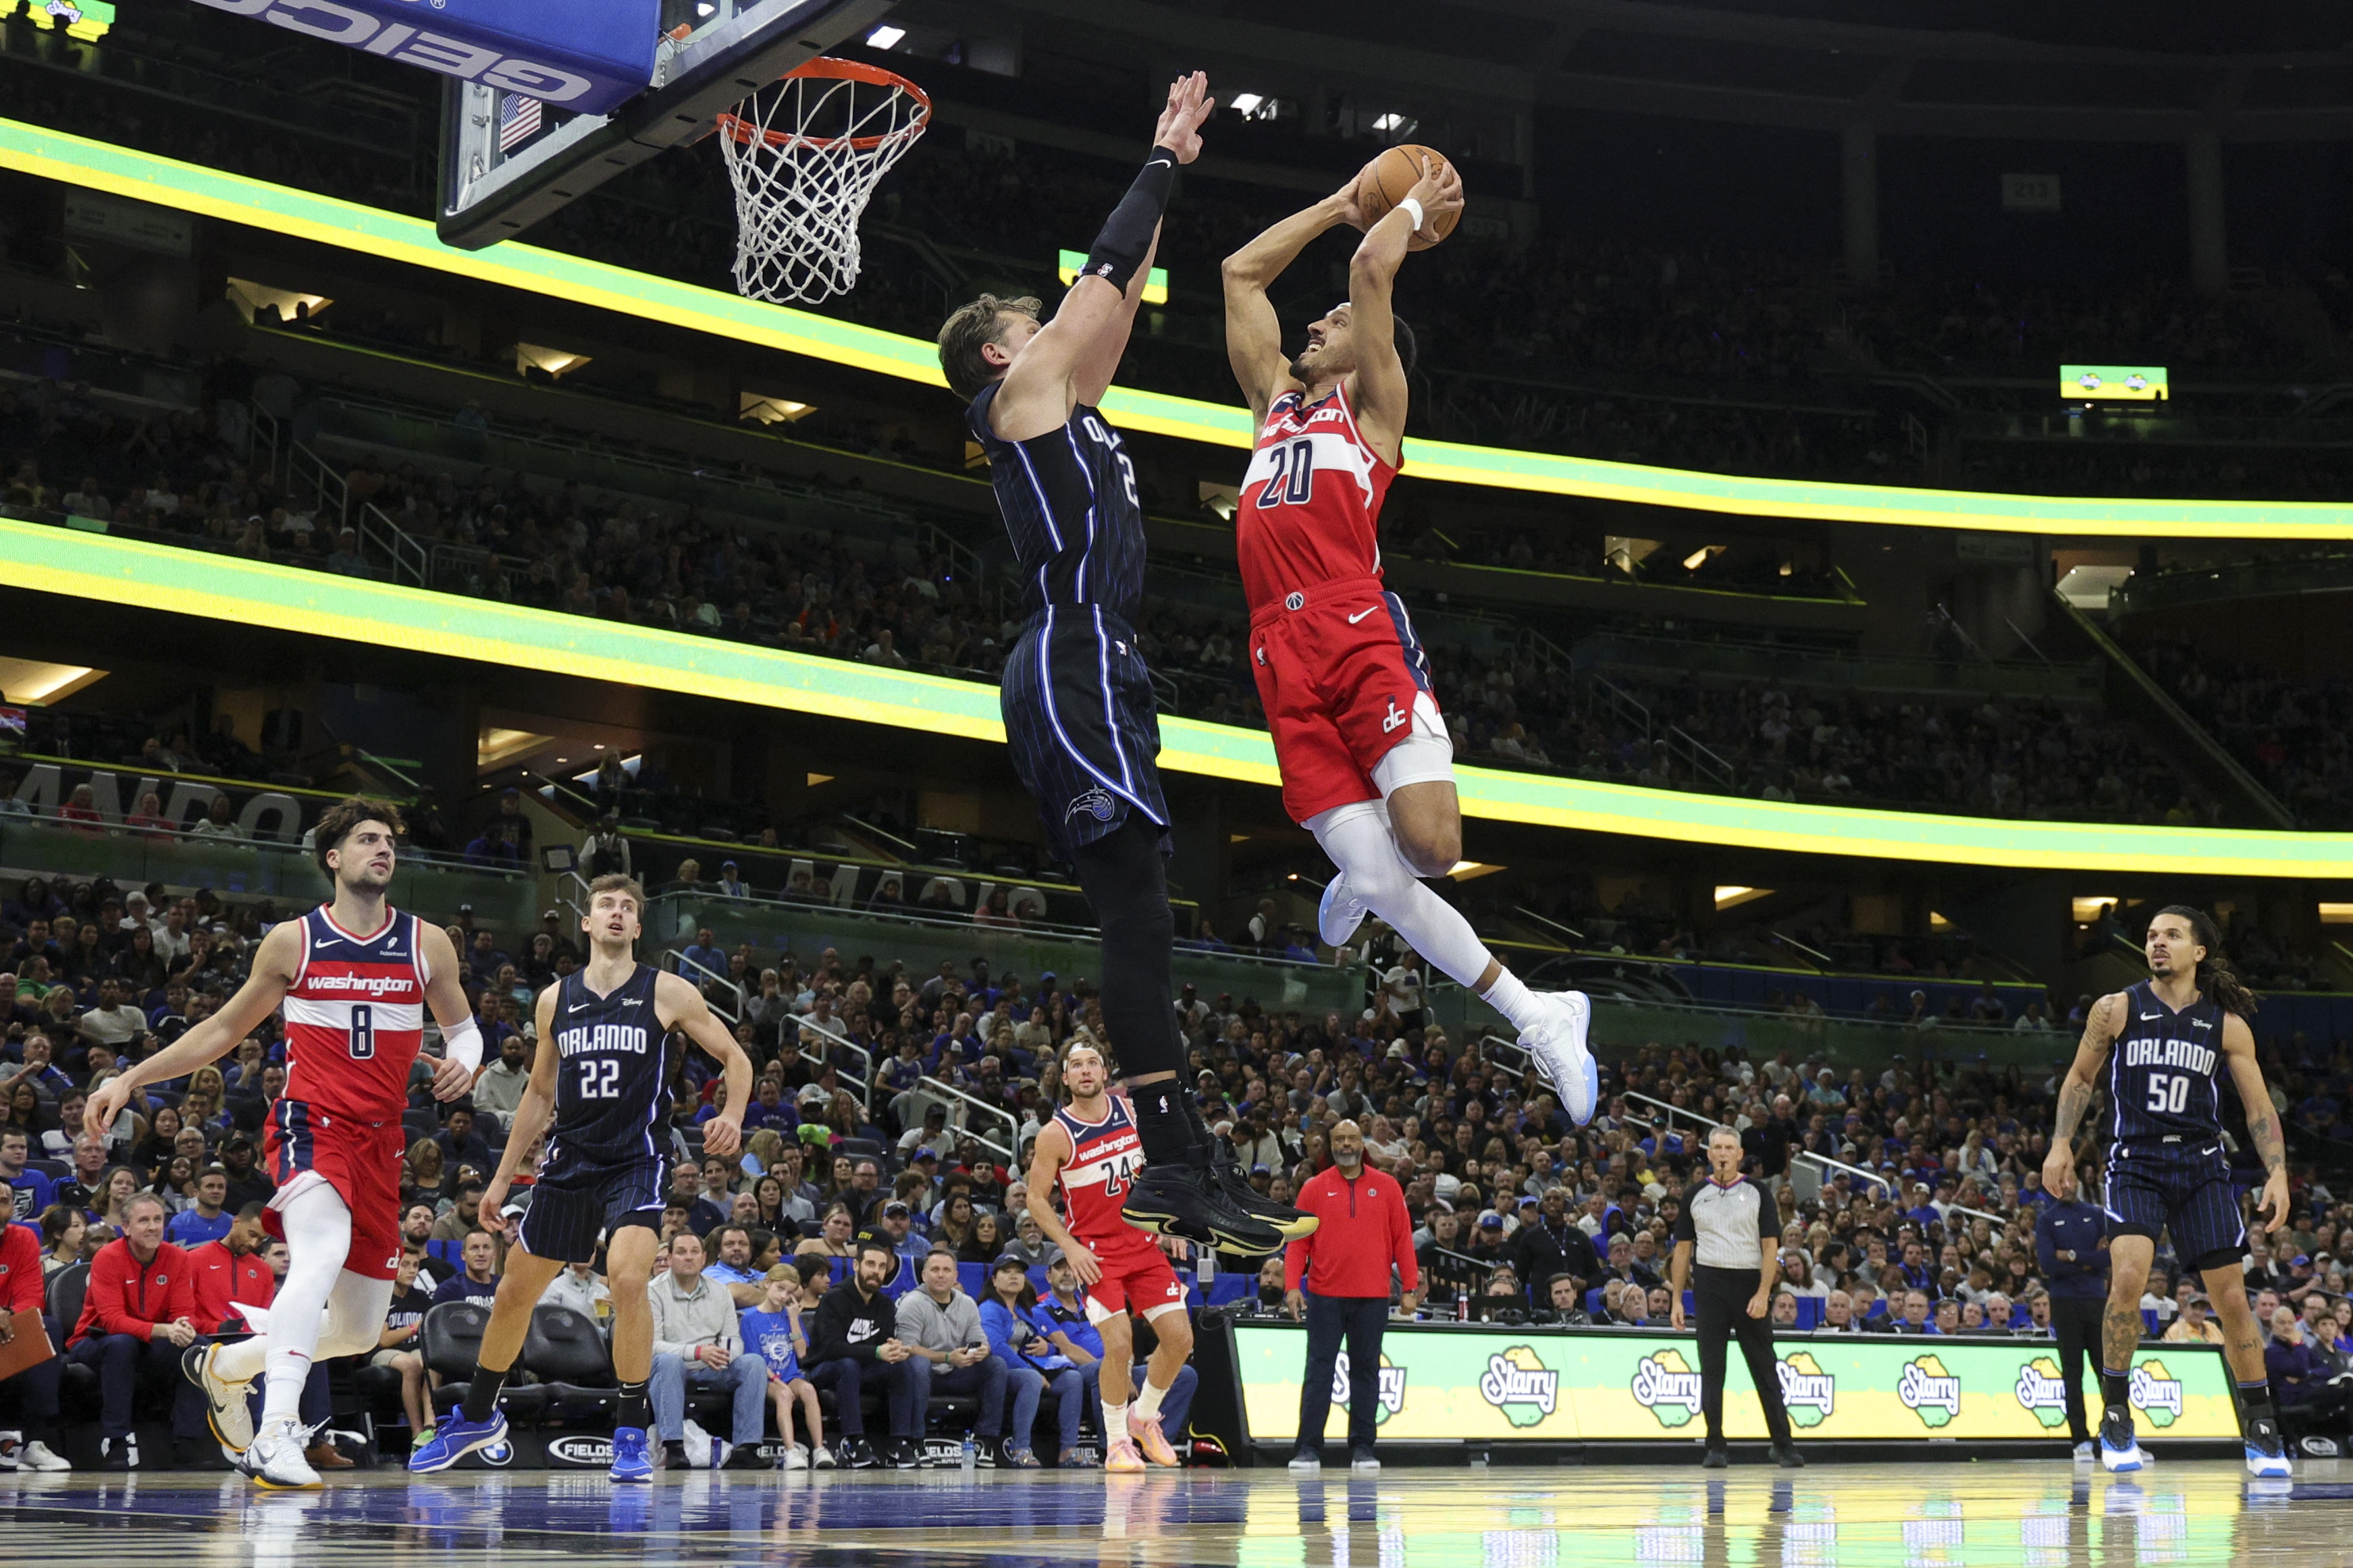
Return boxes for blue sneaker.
[609,1426,654,1484]
[2244,1415,2291,1478]
[407,1411,510,1474]
[2097,1407,2146,1474]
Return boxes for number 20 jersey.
[1236,382,1398,612]
[2108,978,2226,1147]
[282,904,430,1124]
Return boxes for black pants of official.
[1693,1265,1793,1447]
[2051,1295,2106,1443]
[1296,1292,1388,1457]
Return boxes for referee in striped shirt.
[1670,1125,1802,1468]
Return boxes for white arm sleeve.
[441,1015,484,1074]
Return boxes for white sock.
[259,1181,354,1426]
[1478,965,1541,1031]
[212,1335,266,1385]
[1102,1399,1129,1438]
[1308,802,1537,1025]
[1132,1380,1165,1423]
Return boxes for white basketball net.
[718,63,930,305]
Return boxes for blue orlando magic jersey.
[546,963,672,1166]
[968,384,1147,625]
[2108,979,2226,1146]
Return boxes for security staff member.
[1283,1119,1419,1476]
[1670,1125,1801,1469]
[2034,1162,2109,1457]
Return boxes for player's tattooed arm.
[2222,1014,2285,1176]
[2040,993,2119,1201]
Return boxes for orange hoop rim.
[716,57,933,152]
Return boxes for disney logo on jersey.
[1631,1349,1703,1428]
[1329,1351,1406,1425]
[1479,1347,1558,1427]
[1898,1355,1961,1427]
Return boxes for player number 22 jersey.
[1236,383,1398,611]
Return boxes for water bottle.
[961,1432,977,1474]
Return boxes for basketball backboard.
[434,0,897,251]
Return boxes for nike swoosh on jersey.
[569,1002,591,1012]
[1347,607,1378,624]
[2138,1012,2160,1020]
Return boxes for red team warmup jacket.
[0,1223,43,1316]
[70,1237,196,1345]
[1284,1164,1419,1299]
[187,1239,274,1334]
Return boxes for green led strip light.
[9,517,2349,875]
[7,117,2351,540]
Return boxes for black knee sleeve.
[1072,817,1182,1081]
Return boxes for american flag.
[498,92,542,154]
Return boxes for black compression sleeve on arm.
[1080,147,1180,294]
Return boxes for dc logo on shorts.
[1284,591,1304,612]
[1383,699,1408,734]
[1067,787,1117,823]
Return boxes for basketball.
[1356,144,1460,250]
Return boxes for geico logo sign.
[188,0,596,103]
[547,1435,614,1465]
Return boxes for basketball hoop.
[716,58,931,305]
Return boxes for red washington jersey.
[1051,1096,1160,1260]
[281,904,430,1123]
[1236,381,1399,612]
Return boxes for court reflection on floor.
[0,1460,2338,1567]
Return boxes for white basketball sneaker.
[237,1418,323,1490]
[184,1343,255,1459]
[1516,991,1598,1125]
[1318,873,1369,948]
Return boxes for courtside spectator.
[805,1238,918,1468]
[0,1216,68,1470]
[647,1232,772,1469]
[2,1129,51,1221]
[166,1166,232,1249]
[737,1264,831,1469]
[895,1248,1017,1464]
[65,1192,205,1467]
[377,1251,436,1449]
[431,1229,501,1306]
[979,1253,1082,1467]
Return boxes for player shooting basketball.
[1220,155,1598,1123]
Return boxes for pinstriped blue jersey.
[968,384,1147,624]
[2109,979,2226,1146]
[545,963,672,1165]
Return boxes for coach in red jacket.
[1281,1119,1418,1474]
[66,1191,205,1467]
[0,1219,66,1469]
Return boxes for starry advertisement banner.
[1232,1323,2238,1443]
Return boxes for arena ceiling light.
[14,515,2353,877]
[14,117,2353,541]
[865,24,905,48]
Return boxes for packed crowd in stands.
[2138,639,2353,832]
[7,375,2233,826]
[5,851,2352,1465]
[14,54,2353,498]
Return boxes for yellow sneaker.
[1129,1413,1178,1467]
[1105,1438,1145,1474]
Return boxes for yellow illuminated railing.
[5,117,2350,540]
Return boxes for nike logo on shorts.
[1347,607,1377,624]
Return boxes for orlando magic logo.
[1067,786,1117,823]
